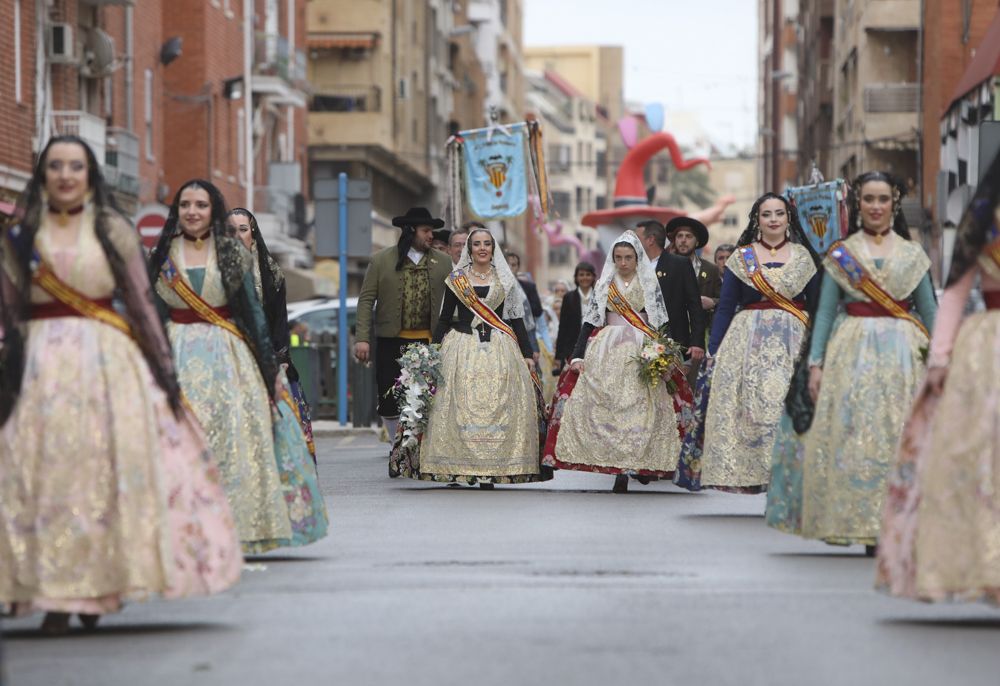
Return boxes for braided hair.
[737,192,822,268]
[148,180,278,397]
[846,171,912,240]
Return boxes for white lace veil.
[583,229,669,329]
[453,228,525,320]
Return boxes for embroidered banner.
[738,247,810,326]
[827,241,929,338]
[31,250,132,337]
[160,256,248,343]
[786,180,848,256]
[607,280,659,339]
[461,122,529,219]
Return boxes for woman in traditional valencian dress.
[226,208,328,548]
[545,230,688,494]
[675,193,821,494]
[149,180,293,553]
[877,152,1000,602]
[792,171,936,552]
[393,228,545,487]
[0,138,241,634]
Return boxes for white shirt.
[407,247,425,265]
[690,254,702,274]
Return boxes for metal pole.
[337,172,349,426]
[243,0,255,212]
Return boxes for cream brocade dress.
[798,234,932,545]
[878,244,1000,603]
[699,245,816,490]
[0,212,241,613]
[418,276,541,482]
[554,278,682,475]
[155,238,292,550]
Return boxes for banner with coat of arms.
[460,122,530,220]
[785,180,849,256]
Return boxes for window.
[144,69,154,161]
[14,0,21,103]
[552,191,571,218]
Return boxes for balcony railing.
[864,83,920,113]
[254,32,306,84]
[310,85,382,113]
[105,128,140,197]
[52,110,106,163]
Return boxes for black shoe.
[479,483,495,490]
[41,612,70,636]
[612,475,629,493]
[636,475,651,485]
[78,613,100,630]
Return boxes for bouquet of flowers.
[633,336,687,394]
[391,342,444,449]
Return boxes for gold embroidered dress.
[155,237,292,551]
[417,268,543,484]
[0,210,241,614]
[796,232,936,545]
[554,276,682,475]
[698,244,817,491]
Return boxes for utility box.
[314,178,373,258]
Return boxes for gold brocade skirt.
[168,321,293,550]
[878,311,1000,603]
[799,315,927,545]
[701,309,806,489]
[555,323,681,474]
[418,329,541,482]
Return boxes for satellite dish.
[81,28,116,78]
[160,37,183,66]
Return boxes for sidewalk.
[311,420,386,440]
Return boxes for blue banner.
[462,123,528,219]
[785,180,847,256]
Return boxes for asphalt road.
[3,434,1000,686]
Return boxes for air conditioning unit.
[47,23,77,64]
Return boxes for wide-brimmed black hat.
[665,216,709,248]
[392,207,444,229]
[432,228,451,244]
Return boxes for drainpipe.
[125,4,134,131]
[286,0,294,161]
[244,0,254,212]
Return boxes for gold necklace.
[470,267,493,282]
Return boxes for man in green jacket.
[354,207,453,442]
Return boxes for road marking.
[339,435,356,447]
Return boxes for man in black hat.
[635,219,705,361]
[354,207,453,444]
[431,228,451,253]
[666,216,722,339]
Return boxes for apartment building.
[525,69,605,288]
[758,0,800,192]
[797,0,835,180]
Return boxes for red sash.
[160,256,248,343]
[31,254,132,337]
[738,246,810,326]
[827,241,929,338]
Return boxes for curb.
[312,423,384,439]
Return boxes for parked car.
[287,297,359,341]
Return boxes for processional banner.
[460,122,529,219]
[785,180,848,256]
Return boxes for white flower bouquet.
[391,342,444,449]
[633,336,686,394]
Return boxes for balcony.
[864,83,919,113]
[311,85,382,113]
[104,128,140,197]
[862,0,919,30]
[309,110,389,148]
[255,32,307,85]
[52,111,106,163]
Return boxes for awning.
[947,10,1000,113]
[307,33,379,50]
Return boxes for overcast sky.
[523,0,758,150]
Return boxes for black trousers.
[375,336,429,418]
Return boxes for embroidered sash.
[31,250,132,337]
[607,279,658,339]
[160,256,248,343]
[447,270,541,389]
[827,241,929,338]
[738,246,810,326]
